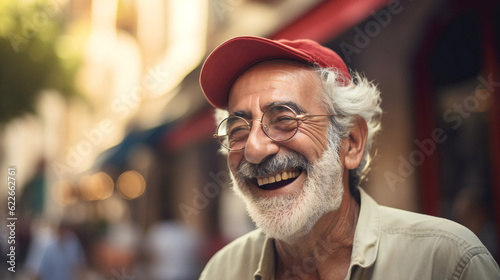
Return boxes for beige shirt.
[200,188,500,279]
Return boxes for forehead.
[227,60,323,113]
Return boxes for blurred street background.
[0,0,499,279]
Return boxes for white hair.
[316,68,382,190]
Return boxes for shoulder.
[200,229,267,279]
[376,205,500,278]
[379,205,483,248]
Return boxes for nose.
[244,121,279,164]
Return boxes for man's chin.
[260,220,313,243]
[251,208,310,243]
[231,181,315,242]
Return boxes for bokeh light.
[116,170,146,200]
[79,172,114,201]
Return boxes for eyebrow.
[231,101,305,119]
[232,110,251,119]
[262,101,305,114]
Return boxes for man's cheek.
[227,154,242,174]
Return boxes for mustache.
[238,152,310,178]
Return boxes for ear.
[344,115,368,170]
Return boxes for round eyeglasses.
[214,104,339,151]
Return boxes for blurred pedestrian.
[36,220,86,280]
[145,220,202,280]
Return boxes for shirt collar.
[350,187,380,269]
[252,188,380,279]
[254,233,275,280]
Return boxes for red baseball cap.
[200,36,351,109]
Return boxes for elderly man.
[198,36,500,279]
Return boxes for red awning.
[161,108,216,152]
[270,0,391,43]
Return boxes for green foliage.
[0,0,80,124]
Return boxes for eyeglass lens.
[217,105,299,150]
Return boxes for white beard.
[230,126,344,243]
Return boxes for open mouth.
[252,168,303,190]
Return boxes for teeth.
[276,173,282,182]
[256,170,300,187]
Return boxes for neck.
[274,191,359,280]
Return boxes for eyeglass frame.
[213,104,341,151]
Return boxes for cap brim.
[200,36,316,109]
